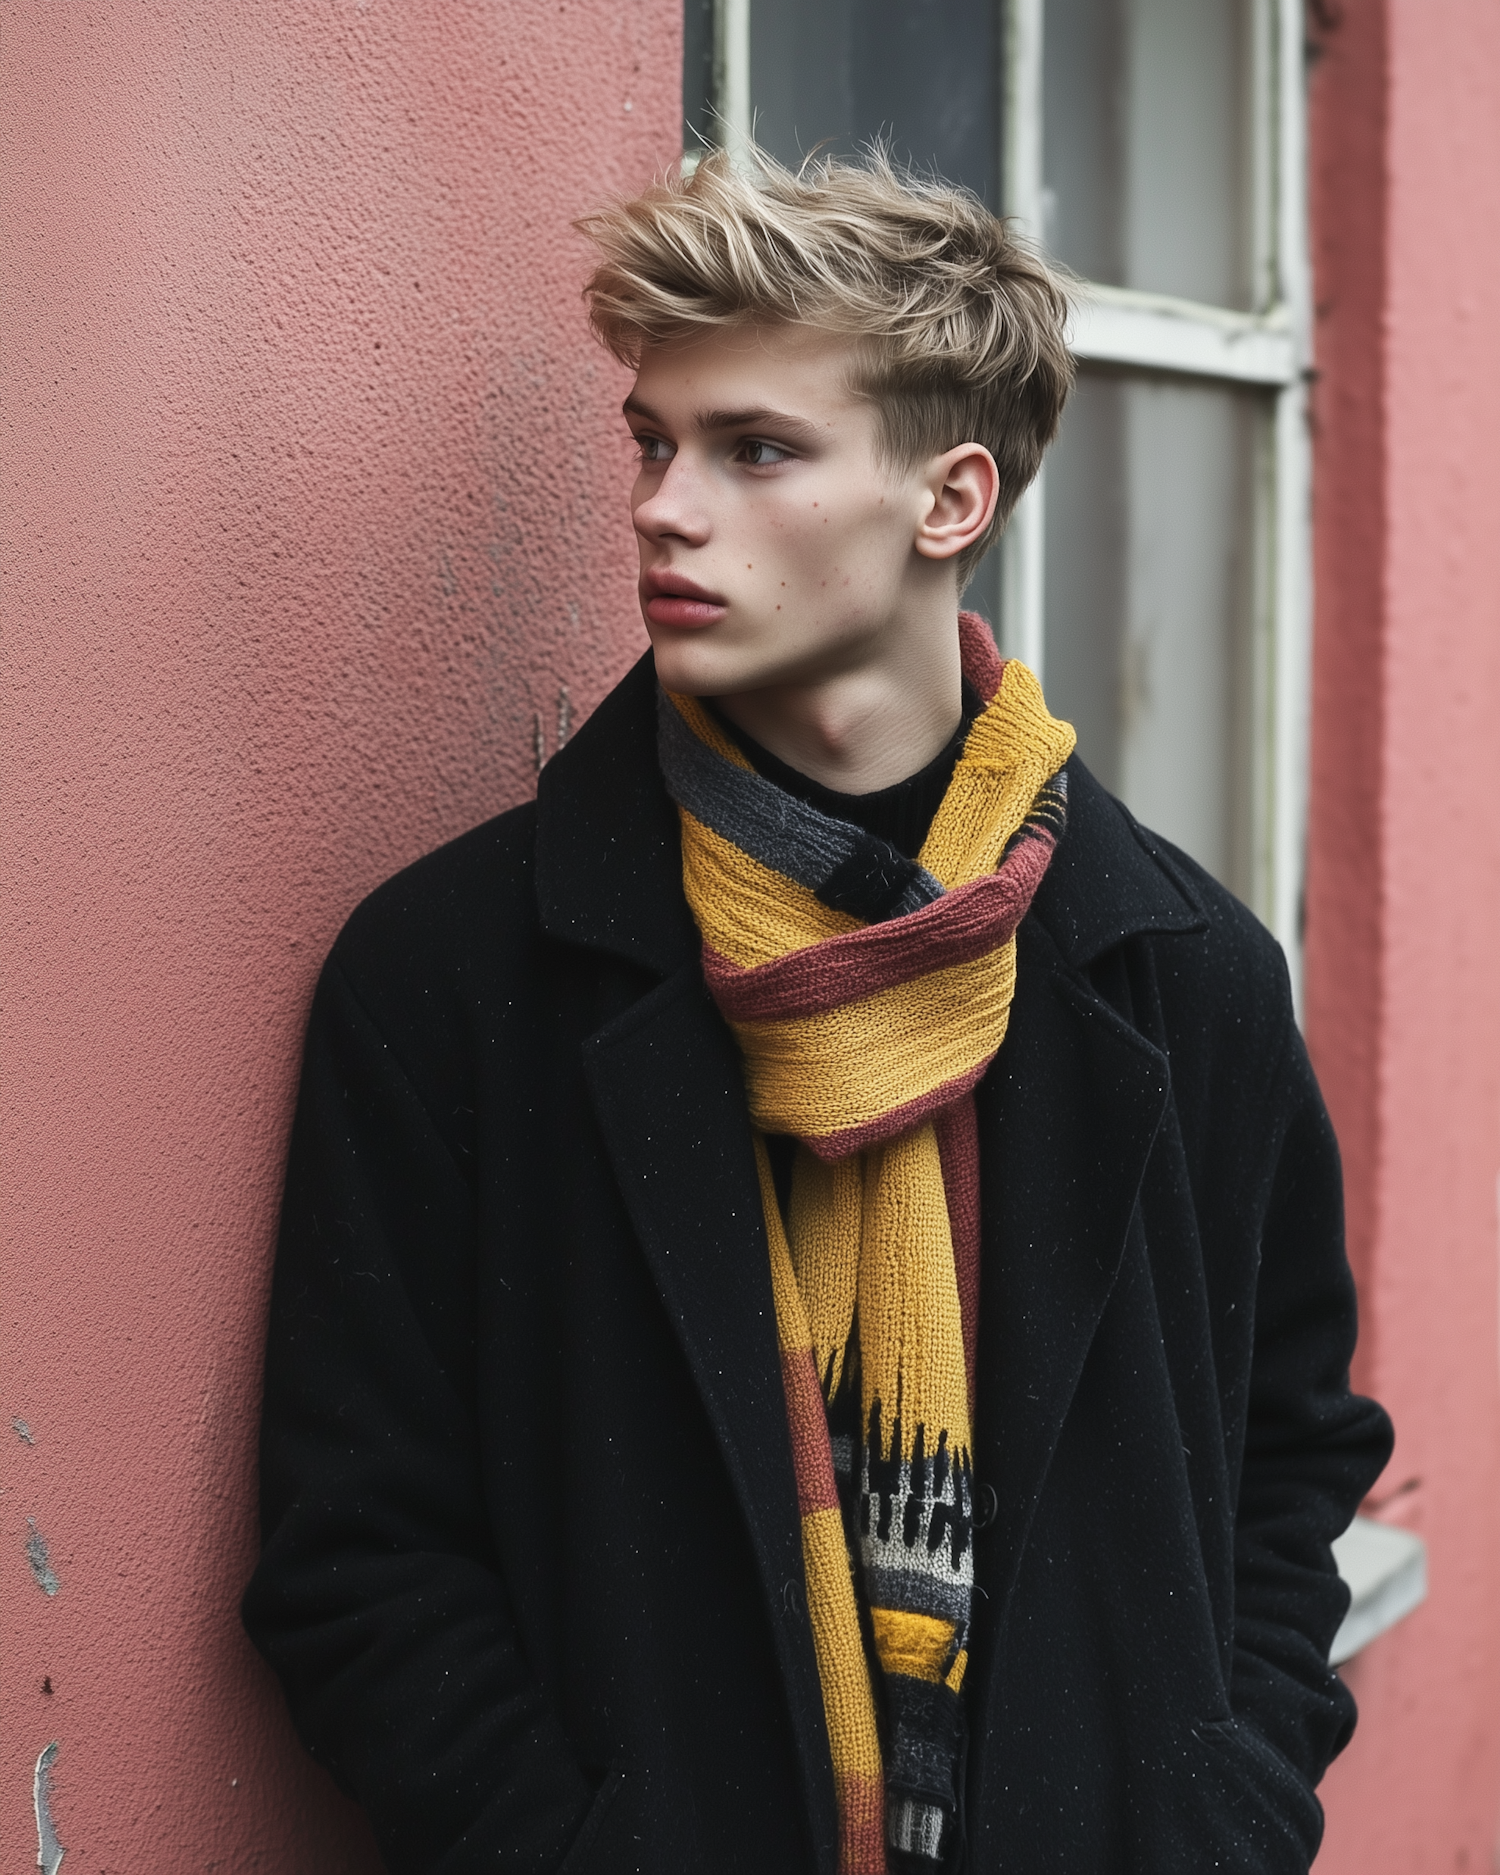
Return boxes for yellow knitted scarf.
[659,617,1075,1871]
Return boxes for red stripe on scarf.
[781,1348,841,1515]
[802,1062,993,1162]
[957,610,1006,703]
[837,1773,888,1875]
[703,834,1055,1024]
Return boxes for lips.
[641,567,728,629]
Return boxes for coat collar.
[535,647,1208,973]
[535,651,699,977]
[1030,757,1208,963]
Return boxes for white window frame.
[1001,0,1313,993]
[708,0,1312,995]
[713,0,752,160]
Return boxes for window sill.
[1330,1516,1428,1665]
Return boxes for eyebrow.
[622,395,823,446]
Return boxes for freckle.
[776,604,781,610]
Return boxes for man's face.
[625,327,942,698]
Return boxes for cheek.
[776,496,900,584]
[767,489,853,556]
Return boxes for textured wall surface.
[1,3,674,1866]
[1307,1,1500,1868]
[8,1,1500,1870]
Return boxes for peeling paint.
[13,1416,36,1445]
[26,1520,60,1596]
[34,1742,66,1874]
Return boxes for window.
[685,0,1312,991]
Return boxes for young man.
[245,151,1392,1875]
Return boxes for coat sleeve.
[1229,1019,1394,1788]
[242,956,601,1874]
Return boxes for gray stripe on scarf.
[657,689,944,914]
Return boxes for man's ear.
[913,444,1000,563]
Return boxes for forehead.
[629,325,866,425]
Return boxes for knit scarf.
[658,613,1075,1873]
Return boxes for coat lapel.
[538,653,839,1868]
[581,965,839,1869]
[965,762,1207,1742]
[969,925,1170,1607]
[535,651,699,979]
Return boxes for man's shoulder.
[1150,851,1298,1089]
[1133,818,1292,1015]
[1040,759,1295,1053]
[326,800,543,1025]
[314,646,682,1039]
[1112,823,1305,1129]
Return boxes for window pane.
[750,0,1001,207]
[1042,0,1254,308]
[1043,369,1262,897]
[684,0,715,151]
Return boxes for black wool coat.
[244,652,1393,1875]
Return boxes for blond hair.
[578,145,1074,582]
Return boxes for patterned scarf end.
[888,1795,947,1864]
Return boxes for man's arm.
[243,957,599,1873]
[1229,1023,1394,1781]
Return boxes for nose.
[633,453,711,549]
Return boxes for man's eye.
[737,438,793,467]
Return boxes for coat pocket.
[1133,1718,1324,1875]
[557,1770,626,1875]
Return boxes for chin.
[647,629,761,698]
[648,615,870,698]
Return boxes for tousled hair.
[577,144,1075,582]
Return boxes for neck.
[713,603,965,795]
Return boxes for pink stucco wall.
[7,2,1500,1871]
[1308,1,1500,1869]
[1,4,673,1866]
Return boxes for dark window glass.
[684,0,716,152]
[750,0,1001,208]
